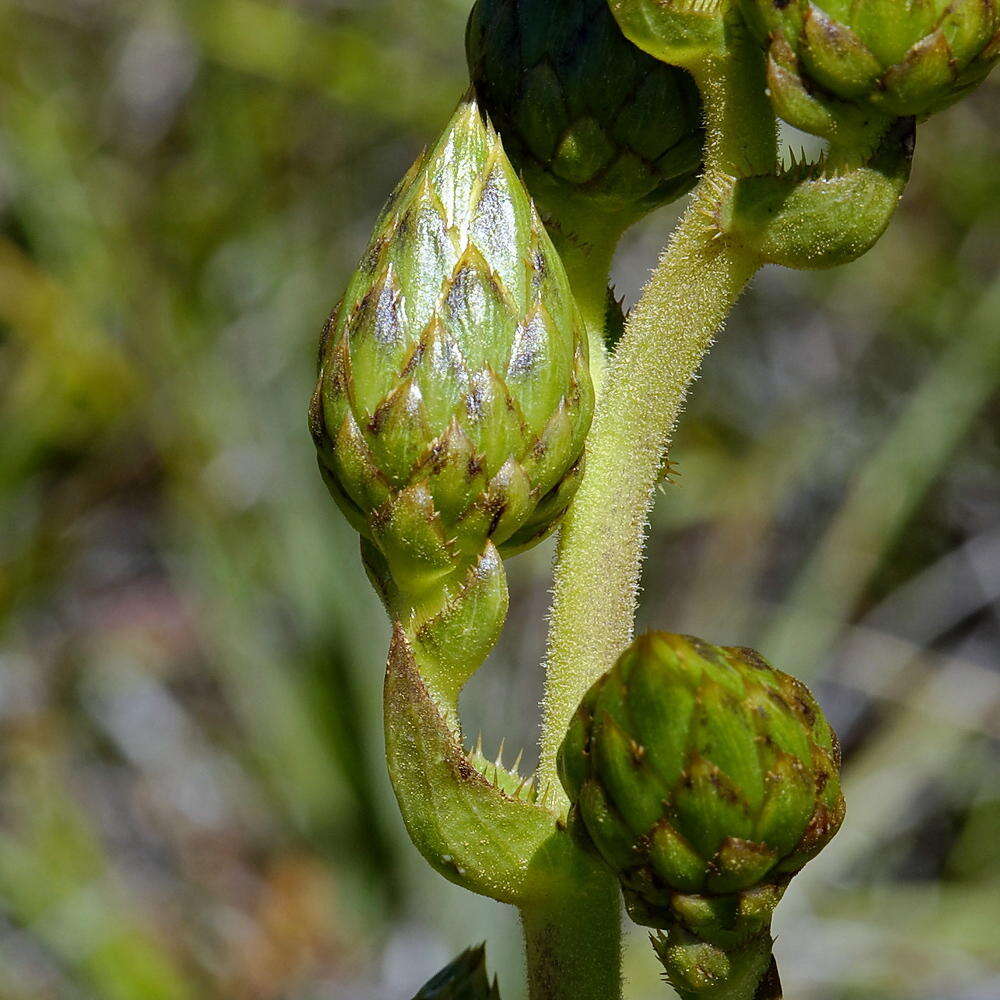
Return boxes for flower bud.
[558,633,844,950]
[467,0,703,237]
[311,97,594,601]
[742,0,999,138]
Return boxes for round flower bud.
[310,97,594,599]
[742,0,999,137]
[558,632,844,932]
[466,0,704,236]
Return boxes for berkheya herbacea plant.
[310,1,998,997]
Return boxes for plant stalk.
[550,221,622,397]
[537,38,777,798]
[520,877,622,1000]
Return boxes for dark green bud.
[311,97,594,601]
[558,632,844,995]
[743,0,999,138]
[466,0,704,237]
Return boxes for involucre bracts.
[743,0,999,138]
[558,632,844,927]
[310,97,594,603]
[467,0,704,235]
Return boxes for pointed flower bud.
[742,0,999,137]
[311,97,594,601]
[467,0,704,236]
[558,632,844,993]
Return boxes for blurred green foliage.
[0,2,997,999]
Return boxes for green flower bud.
[311,97,594,602]
[742,0,999,137]
[466,0,704,237]
[558,632,844,995]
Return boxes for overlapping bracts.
[467,0,704,230]
[311,98,593,600]
[743,0,999,134]
[559,632,844,929]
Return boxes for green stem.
[692,34,778,176]
[537,41,777,797]
[538,206,757,797]
[520,877,622,1000]
[550,221,621,397]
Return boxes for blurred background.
[0,1,997,998]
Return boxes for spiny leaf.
[411,944,501,1000]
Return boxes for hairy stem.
[693,28,778,177]
[538,205,756,795]
[537,41,776,797]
